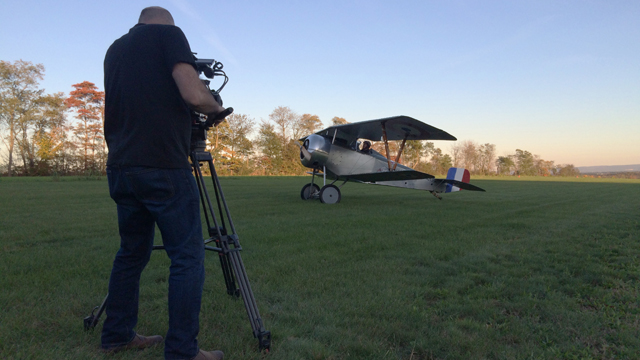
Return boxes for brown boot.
[101,333,163,353]
[192,349,224,360]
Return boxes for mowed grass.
[0,176,639,360]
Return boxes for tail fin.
[445,167,471,193]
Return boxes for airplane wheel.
[300,183,320,200]
[319,184,341,204]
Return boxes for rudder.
[445,167,470,193]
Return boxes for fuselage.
[301,134,448,192]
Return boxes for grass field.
[1,176,639,359]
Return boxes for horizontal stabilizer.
[345,170,435,182]
[440,179,485,192]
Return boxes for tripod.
[84,149,271,352]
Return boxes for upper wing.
[313,116,457,144]
[342,170,435,183]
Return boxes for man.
[361,141,372,154]
[102,6,227,360]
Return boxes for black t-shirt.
[104,24,196,168]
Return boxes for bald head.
[138,6,175,25]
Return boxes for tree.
[460,140,479,173]
[403,140,434,169]
[450,142,462,168]
[255,121,282,175]
[269,106,299,146]
[253,106,308,175]
[477,143,496,175]
[514,149,535,175]
[214,113,255,175]
[557,164,580,177]
[496,156,515,175]
[430,147,452,175]
[450,140,492,174]
[0,60,45,176]
[295,114,323,140]
[535,158,555,176]
[331,116,348,125]
[32,93,68,175]
[64,81,105,173]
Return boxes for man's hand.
[207,107,234,127]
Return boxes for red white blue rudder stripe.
[445,167,471,193]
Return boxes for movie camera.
[191,56,234,152]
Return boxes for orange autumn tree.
[64,81,105,173]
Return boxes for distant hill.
[578,164,640,173]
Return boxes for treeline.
[1,60,105,176]
[495,149,580,177]
[1,60,579,177]
[199,111,579,177]
[582,172,640,179]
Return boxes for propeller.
[297,139,312,162]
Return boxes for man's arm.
[172,62,226,125]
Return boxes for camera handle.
[206,107,234,127]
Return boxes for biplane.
[298,115,485,204]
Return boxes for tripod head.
[191,107,234,152]
[190,55,233,152]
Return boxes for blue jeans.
[101,166,205,360]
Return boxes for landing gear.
[319,184,341,204]
[301,167,344,204]
[300,183,320,200]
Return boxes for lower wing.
[341,170,435,183]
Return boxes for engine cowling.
[300,134,331,168]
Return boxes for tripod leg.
[204,156,271,351]
[84,293,108,331]
[191,152,238,296]
[227,246,271,350]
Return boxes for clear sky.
[2,0,639,167]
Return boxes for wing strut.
[381,121,409,171]
[381,122,392,171]
[392,136,408,171]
